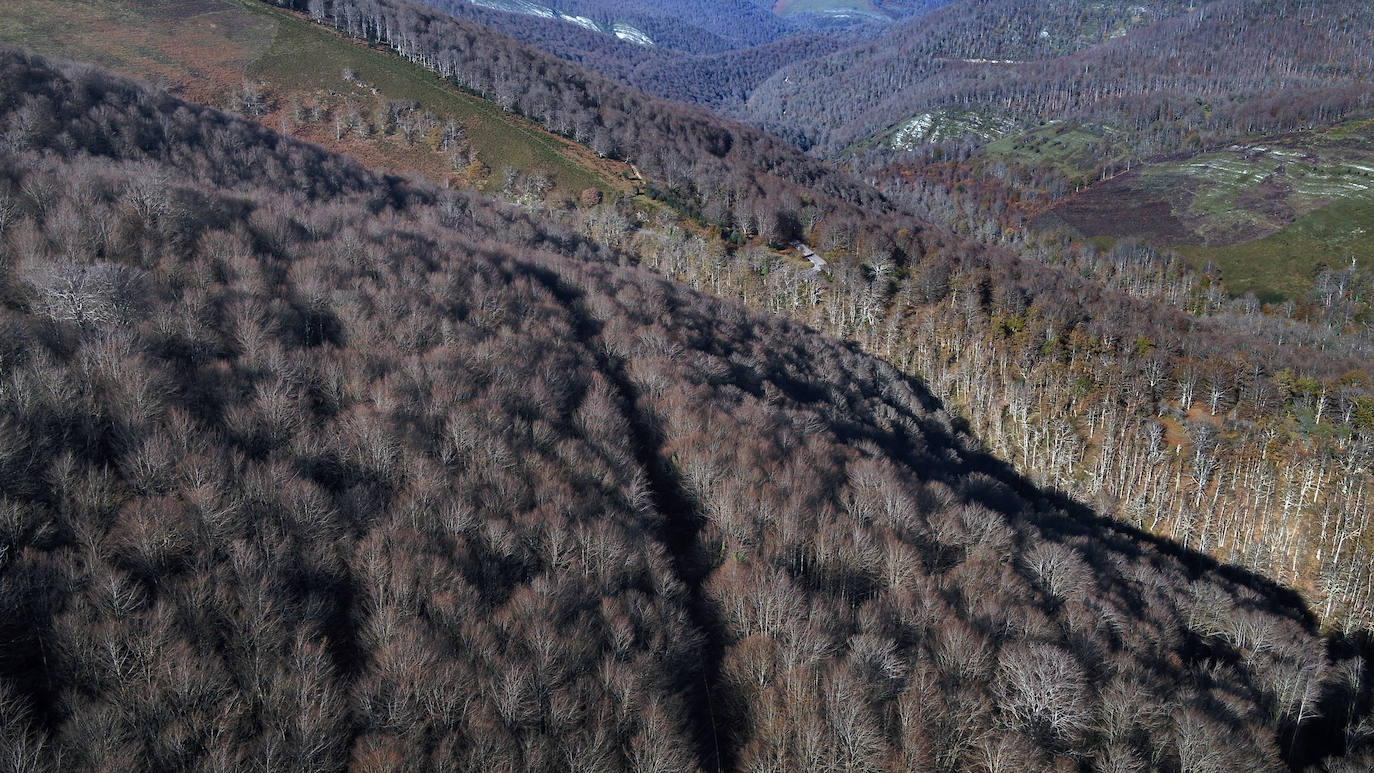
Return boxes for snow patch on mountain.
[468,0,555,18]
[459,0,651,45]
[558,13,601,32]
[887,109,1014,149]
[612,22,654,46]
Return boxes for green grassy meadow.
[1050,114,1374,300]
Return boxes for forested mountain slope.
[222,0,1374,644]
[413,0,852,110]
[397,0,1374,307]
[450,0,796,53]
[3,48,1374,772]
[407,0,951,112]
[419,0,942,55]
[262,0,911,252]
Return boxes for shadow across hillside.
[818,336,1374,769]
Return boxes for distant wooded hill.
[743,0,1374,156]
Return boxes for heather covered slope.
[1,49,1373,772]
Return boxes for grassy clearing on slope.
[239,0,618,195]
[985,122,1109,180]
[1324,114,1374,143]
[1050,114,1374,299]
[1178,198,1374,302]
[0,0,275,105]
[0,0,623,197]
[1132,149,1374,242]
